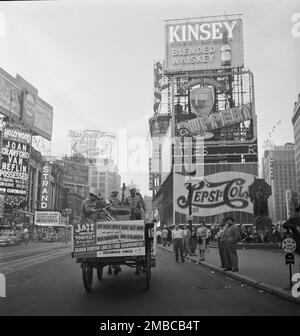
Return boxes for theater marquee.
[165,15,244,73]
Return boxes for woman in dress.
[197,221,208,262]
[189,225,198,256]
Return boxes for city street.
[0,0,300,319]
[1,246,300,316]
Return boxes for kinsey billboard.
[174,171,254,218]
[0,124,32,207]
[165,15,244,73]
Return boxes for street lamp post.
[188,182,192,231]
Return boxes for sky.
[0,0,299,195]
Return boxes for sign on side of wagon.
[165,15,244,73]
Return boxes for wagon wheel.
[82,262,93,292]
[97,267,103,281]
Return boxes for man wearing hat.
[80,188,100,222]
[223,216,241,272]
[216,218,227,268]
[109,190,120,206]
[125,184,145,220]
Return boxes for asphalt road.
[1,244,300,316]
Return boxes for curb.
[159,245,300,306]
[208,243,281,250]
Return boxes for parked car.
[42,233,58,242]
[5,235,20,246]
[0,236,10,247]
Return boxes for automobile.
[42,233,58,242]
[7,234,22,246]
[0,236,10,247]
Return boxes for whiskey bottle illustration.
[221,29,231,66]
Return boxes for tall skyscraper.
[262,143,297,224]
[292,93,300,199]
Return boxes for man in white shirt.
[182,225,191,256]
[172,224,184,263]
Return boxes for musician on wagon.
[125,184,145,220]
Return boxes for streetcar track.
[0,250,70,275]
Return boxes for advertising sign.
[153,60,169,115]
[70,130,116,161]
[22,91,36,127]
[40,163,51,210]
[0,124,32,207]
[174,171,254,217]
[61,160,89,187]
[34,211,62,226]
[0,68,53,141]
[72,220,145,257]
[33,99,53,141]
[0,194,4,218]
[177,103,253,137]
[165,15,244,73]
[0,73,21,119]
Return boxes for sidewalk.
[159,243,300,305]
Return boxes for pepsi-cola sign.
[174,171,254,217]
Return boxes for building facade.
[262,143,297,224]
[151,15,258,226]
[292,93,300,200]
[89,164,121,199]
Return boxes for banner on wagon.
[72,220,146,257]
[96,220,145,257]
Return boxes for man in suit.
[216,219,227,268]
[223,217,241,272]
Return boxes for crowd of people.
[157,213,300,272]
[158,221,215,264]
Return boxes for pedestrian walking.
[172,224,184,263]
[161,227,168,247]
[182,224,191,256]
[157,229,161,244]
[197,221,208,262]
[167,228,172,247]
[189,225,198,256]
[223,217,241,272]
[216,220,227,268]
[206,226,211,252]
